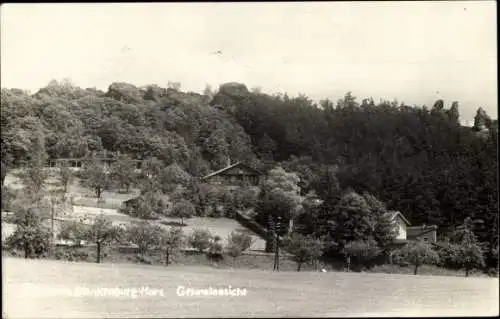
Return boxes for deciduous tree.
[158,227,185,266]
[284,233,324,272]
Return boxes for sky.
[1,2,497,124]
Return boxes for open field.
[3,257,498,318]
[159,216,266,250]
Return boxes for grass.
[3,170,266,250]
[3,256,498,318]
[158,216,266,250]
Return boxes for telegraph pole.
[51,195,55,255]
[269,215,276,270]
[275,216,282,272]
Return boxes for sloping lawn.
[4,171,266,249]
[3,257,498,318]
[159,216,266,250]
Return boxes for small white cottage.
[389,211,411,240]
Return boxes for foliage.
[122,191,169,220]
[20,127,49,204]
[80,159,111,199]
[207,235,224,261]
[160,163,192,193]
[109,154,137,192]
[58,222,88,247]
[257,167,303,234]
[158,227,185,266]
[125,221,162,256]
[84,214,123,263]
[57,161,74,193]
[170,199,195,225]
[1,186,19,212]
[227,231,253,259]
[324,191,374,250]
[5,208,50,258]
[1,81,497,266]
[191,182,220,216]
[189,228,213,253]
[284,233,324,271]
[344,238,382,270]
[373,211,399,248]
[232,186,259,210]
[394,241,440,275]
[443,217,486,276]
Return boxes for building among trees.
[201,162,262,187]
[391,211,438,244]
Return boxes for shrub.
[125,221,162,256]
[159,227,185,266]
[1,186,18,212]
[54,249,89,262]
[284,233,324,272]
[189,229,212,253]
[133,254,153,265]
[170,199,195,226]
[455,243,485,277]
[58,222,88,247]
[207,235,224,261]
[227,231,253,253]
[6,208,51,258]
[85,215,123,263]
[344,238,382,271]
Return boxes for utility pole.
[51,196,55,255]
[269,215,276,270]
[275,216,282,272]
[50,192,60,256]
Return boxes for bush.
[54,249,89,262]
[344,239,382,271]
[6,208,51,258]
[455,243,485,277]
[170,199,195,226]
[227,231,253,255]
[58,222,88,247]
[125,221,162,256]
[159,227,185,266]
[1,186,18,211]
[207,235,224,261]
[394,241,440,275]
[133,254,153,265]
[189,229,212,253]
[284,233,324,272]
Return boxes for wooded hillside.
[1,80,497,258]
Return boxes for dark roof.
[407,225,438,238]
[201,162,262,180]
[123,197,140,205]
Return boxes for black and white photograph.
[1,1,498,317]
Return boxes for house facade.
[390,211,411,241]
[201,162,262,188]
[389,211,438,244]
[407,225,438,243]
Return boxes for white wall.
[395,218,407,240]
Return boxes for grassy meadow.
[3,257,498,318]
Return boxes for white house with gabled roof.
[389,211,411,240]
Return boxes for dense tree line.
[1,79,497,268]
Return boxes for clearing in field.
[3,257,498,318]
